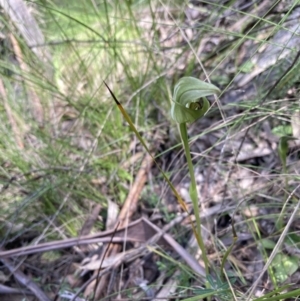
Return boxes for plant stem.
[179,122,210,275]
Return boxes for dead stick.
[91,153,153,299]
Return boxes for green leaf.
[285,233,300,246]
[260,238,276,249]
[171,77,220,124]
[271,253,299,283]
[272,125,292,137]
[239,61,255,73]
[278,136,297,171]
[278,136,289,169]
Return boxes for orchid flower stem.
[179,122,210,275]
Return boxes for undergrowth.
[1,0,300,300]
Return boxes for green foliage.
[278,136,297,172]
[271,253,298,283]
[261,237,299,284]
[190,274,236,301]
[272,125,292,137]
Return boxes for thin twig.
[1,255,51,301]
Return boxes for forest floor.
[1,1,300,301]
